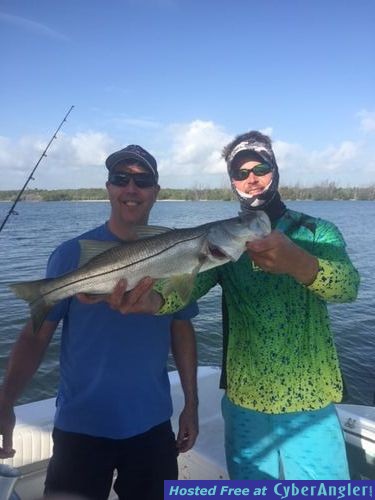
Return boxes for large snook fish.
[10,211,271,334]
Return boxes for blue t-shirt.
[46,223,199,439]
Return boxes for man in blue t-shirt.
[0,145,199,500]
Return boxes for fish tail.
[9,279,54,334]
[10,279,45,303]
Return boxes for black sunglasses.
[232,163,272,181]
[108,172,156,189]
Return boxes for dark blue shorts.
[44,421,178,500]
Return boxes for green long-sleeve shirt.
[158,209,359,413]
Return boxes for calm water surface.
[0,200,374,406]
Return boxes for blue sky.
[0,0,374,190]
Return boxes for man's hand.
[0,402,16,459]
[246,230,319,285]
[77,277,164,314]
[176,405,199,453]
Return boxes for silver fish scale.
[39,225,211,303]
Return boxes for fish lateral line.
[34,230,209,300]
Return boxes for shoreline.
[0,198,372,203]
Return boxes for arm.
[171,319,198,453]
[306,258,359,301]
[246,221,359,303]
[0,319,57,458]
[305,221,359,302]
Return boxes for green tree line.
[0,183,375,202]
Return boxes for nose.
[245,170,258,182]
[122,178,139,192]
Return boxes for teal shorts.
[221,394,350,480]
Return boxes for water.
[0,200,374,406]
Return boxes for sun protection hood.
[227,138,280,211]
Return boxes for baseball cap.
[105,144,158,181]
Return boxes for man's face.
[231,157,273,197]
[106,162,160,227]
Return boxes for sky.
[0,0,374,190]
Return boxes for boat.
[1,366,374,499]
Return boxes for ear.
[154,184,161,198]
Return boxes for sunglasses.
[108,172,156,189]
[232,163,272,181]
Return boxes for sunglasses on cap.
[108,172,157,189]
[231,163,272,181]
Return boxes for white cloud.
[1,117,374,190]
[0,132,115,189]
[270,139,372,187]
[111,117,162,130]
[160,120,231,176]
[260,127,273,137]
[274,140,305,171]
[324,142,358,168]
[157,122,372,187]
[358,110,375,133]
[258,111,375,185]
[0,12,69,41]
[0,136,14,168]
[67,132,115,166]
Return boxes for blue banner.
[164,481,374,500]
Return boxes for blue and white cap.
[227,137,277,175]
[105,144,158,182]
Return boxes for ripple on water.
[1,200,374,404]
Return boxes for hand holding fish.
[77,277,164,314]
[246,230,319,285]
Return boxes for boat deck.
[1,366,374,499]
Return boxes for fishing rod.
[0,105,75,235]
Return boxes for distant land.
[0,184,374,202]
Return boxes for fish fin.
[161,275,195,303]
[161,263,201,303]
[10,279,54,334]
[78,240,122,267]
[10,279,45,303]
[30,302,54,335]
[135,225,172,239]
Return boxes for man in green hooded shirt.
[158,131,359,479]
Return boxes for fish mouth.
[208,243,228,259]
